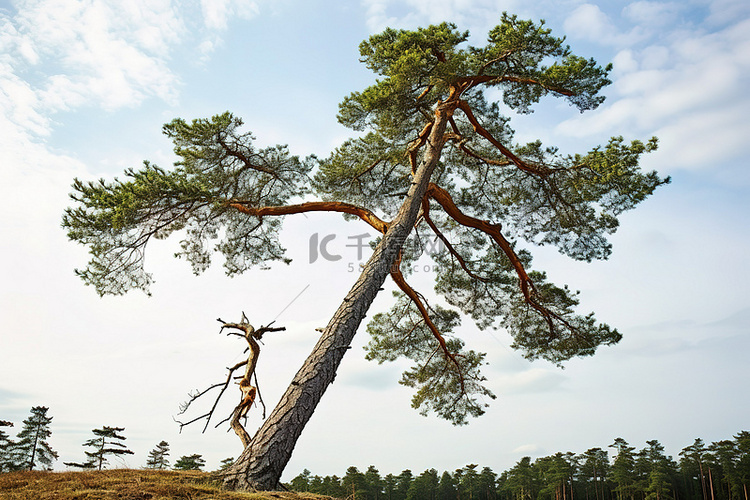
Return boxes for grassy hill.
[0,469,330,499]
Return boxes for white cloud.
[201,0,260,31]
[622,1,681,26]
[361,0,517,32]
[0,0,185,142]
[563,3,649,46]
[564,4,613,40]
[556,16,750,177]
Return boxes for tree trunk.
[223,102,453,491]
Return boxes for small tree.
[290,469,312,491]
[12,406,58,471]
[145,440,170,469]
[0,420,15,472]
[174,453,206,471]
[218,457,235,472]
[76,426,134,470]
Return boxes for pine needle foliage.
[63,14,668,427]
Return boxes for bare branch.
[176,315,285,449]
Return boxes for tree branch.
[426,183,576,337]
[175,315,285,449]
[448,135,514,167]
[407,122,434,174]
[456,99,550,176]
[421,199,488,283]
[227,200,389,234]
[455,74,575,97]
[217,136,281,179]
[389,251,467,396]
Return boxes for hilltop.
[0,469,330,499]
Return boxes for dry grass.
[0,469,332,500]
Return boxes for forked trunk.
[223,103,453,490]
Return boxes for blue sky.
[1,0,749,479]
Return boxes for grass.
[0,469,332,500]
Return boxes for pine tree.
[290,468,312,491]
[219,457,235,472]
[0,420,15,472]
[735,432,750,500]
[407,469,439,500]
[579,448,611,500]
[145,440,170,469]
[174,454,205,471]
[12,406,58,471]
[63,16,668,489]
[72,426,134,470]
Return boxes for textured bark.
[222,102,454,491]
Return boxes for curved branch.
[389,251,467,395]
[426,183,571,335]
[227,200,389,234]
[176,316,285,450]
[421,199,488,283]
[217,136,280,179]
[416,84,434,102]
[218,317,285,449]
[456,100,550,176]
[450,137,514,168]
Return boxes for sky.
[1,0,749,480]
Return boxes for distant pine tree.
[12,406,58,471]
[67,426,134,470]
[0,420,15,472]
[145,441,170,469]
[218,457,234,471]
[174,454,205,471]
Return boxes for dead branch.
[175,314,285,449]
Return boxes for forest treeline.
[289,432,750,500]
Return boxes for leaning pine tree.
[63,15,669,490]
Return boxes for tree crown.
[63,15,668,426]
